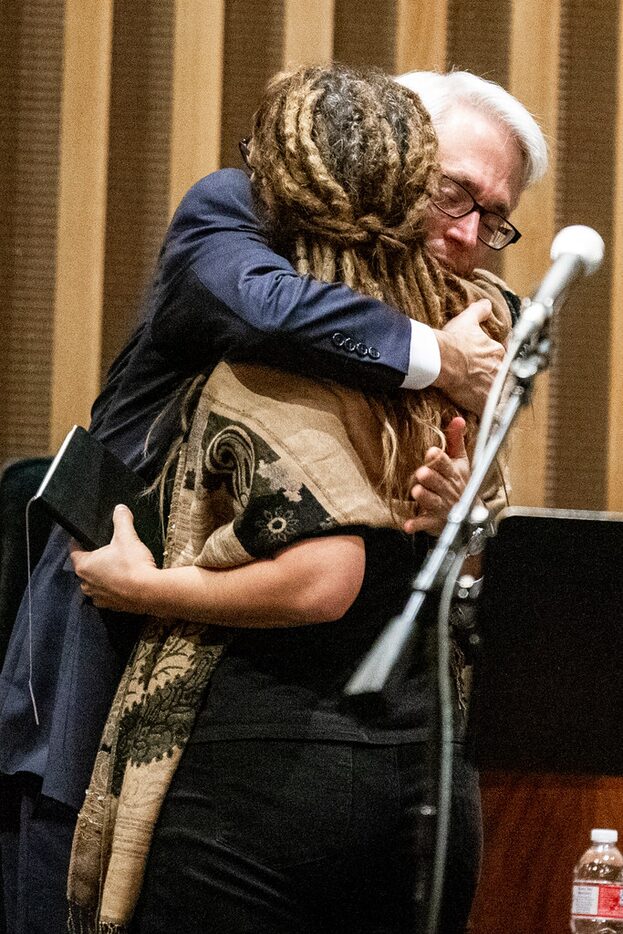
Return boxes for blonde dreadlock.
[247,64,505,504]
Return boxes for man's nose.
[450,210,480,246]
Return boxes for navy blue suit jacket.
[0,170,414,810]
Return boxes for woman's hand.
[403,416,470,536]
[70,504,365,627]
[70,504,159,613]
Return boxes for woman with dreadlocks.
[69,64,514,934]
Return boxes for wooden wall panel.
[502,2,560,507]
[546,0,619,509]
[446,0,511,87]
[333,0,397,71]
[395,0,447,74]
[219,0,285,170]
[0,0,64,460]
[49,0,114,449]
[169,0,225,215]
[283,0,335,67]
[99,0,174,382]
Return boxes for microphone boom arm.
[344,328,547,696]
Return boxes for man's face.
[425,104,525,278]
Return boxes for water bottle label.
[572,882,623,920]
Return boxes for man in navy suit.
[0,70,546,933]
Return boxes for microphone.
[511,225,604,346]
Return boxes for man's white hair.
[397,70,548,190]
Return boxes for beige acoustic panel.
[395,0,447,75]
[546,0,618,510]
[169,0,225,215]
[608,4,623,512]
[50,0,114,449]
[0,1,64,460]
[333,0,397,71]
[220,0,285,170]
[283,0,335,68]
[502,2,560,508]
[100,1,175,383]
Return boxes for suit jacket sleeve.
[149,169,412,390]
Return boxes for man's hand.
[69,504,159,613]
[432,299,505,416]
[404,416,469,536]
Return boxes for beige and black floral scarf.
[67,362,405,933]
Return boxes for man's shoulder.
[157,168,261,275]
[176,168,254,218]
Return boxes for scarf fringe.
[67,902,127,934]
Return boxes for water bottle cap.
[591,828,618,843]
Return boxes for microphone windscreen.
[550,225,604,275]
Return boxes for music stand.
[466,507,623,776]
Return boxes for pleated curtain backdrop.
[1,0,622,517]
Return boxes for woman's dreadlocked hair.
[246,63,505,505]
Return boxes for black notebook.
[32,425,164,567]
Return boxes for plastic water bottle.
[571,829,623,932]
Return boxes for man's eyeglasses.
[431,175,521,250]
[239,137,251,173]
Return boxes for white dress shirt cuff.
[400,320,441,390]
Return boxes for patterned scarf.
[66,363,404,933]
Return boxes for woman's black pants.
[131,739,482,934]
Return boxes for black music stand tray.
[466,507,623,776]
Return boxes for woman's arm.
[70,505,365,628]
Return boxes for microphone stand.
[344,323,553,934]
